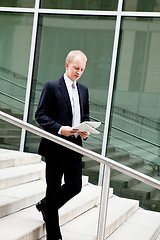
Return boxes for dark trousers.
[42,147,82,240]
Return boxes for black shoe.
[36,201,46,222]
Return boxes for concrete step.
[82,146,117,170]
[0,162,45,190]
[106,208,160,240]
[0,174,89,219]
[82,156,145,185]
[0,206,45,240]
[83,166,100,184]
[61,195,139,240]
[0,120,20,129]
[82,144,115,158]
[108,150,130,161]
[0,135,39,144]
[120,179,158,201]
[83,156,144,176]
[107,145,116,154]
[83,157,99,169]
[0,148,41,168]
[110,136,157,164]
[59,184,108,226]
[0,128,21,135]
[0,183,106,240]
[0,110,23,119]
[0,179,46,218]
[0,108,12,114]
[0,149,159,240]
[111,157,144,176]
[84,164,159,210]
[0,143,19,150]
[110,164,154,189]
[152,189,160,201]
[141,193,160,212]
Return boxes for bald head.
[65,50,87,82]
[65,50,87,64]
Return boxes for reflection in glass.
[0,13,33,150]
[123,0,160,12]
[26,14,116,184]
[108,17,160,211]
[40,0,118,11]
[0,0,35,7]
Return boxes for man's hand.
[61,126,78,137]
[78,131,90,139]
[60,126,90,139]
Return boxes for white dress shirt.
[58,74,81,135]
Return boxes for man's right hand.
[60,126,78,137]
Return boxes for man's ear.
[65,62,68,68]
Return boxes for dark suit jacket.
[35,75,90,157]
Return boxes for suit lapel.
[77,83,83,121]
[59,76,72,114]
[59,77,84,122]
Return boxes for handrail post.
[97,164,111,240]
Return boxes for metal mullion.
[39,8,117,16]
[20,0,40,152]
[97,0,123,239]
[0,7,34,13]
[122,11,160,17]
[98,1,123,185]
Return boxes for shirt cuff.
[58,126,63,135]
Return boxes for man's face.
[65,55,86,82]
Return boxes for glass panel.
[0,0,35,8]
[26,14,116,184]
[0,12,33,150]
[123,0,160,12]
[108,17,160,211]
[40,0,118,11]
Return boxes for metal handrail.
[0,110,160,240]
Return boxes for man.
[35,50,90,240]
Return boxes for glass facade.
[0,12,33,149]
[0,0,160,211]
[40,0,118,11]
[108,17,160,210]
[26,14,116,177]
[0,0,35,8]
[123,0,160,12]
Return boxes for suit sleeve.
[35,82,61,134]
[83,87,90,122]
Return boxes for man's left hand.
[78,131,90,139]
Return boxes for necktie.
[72,81,81,128]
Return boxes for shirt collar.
[64,73,77,87]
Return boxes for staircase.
[0,106,160,212]
[0,148,160,240]
[83,143,160,212]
